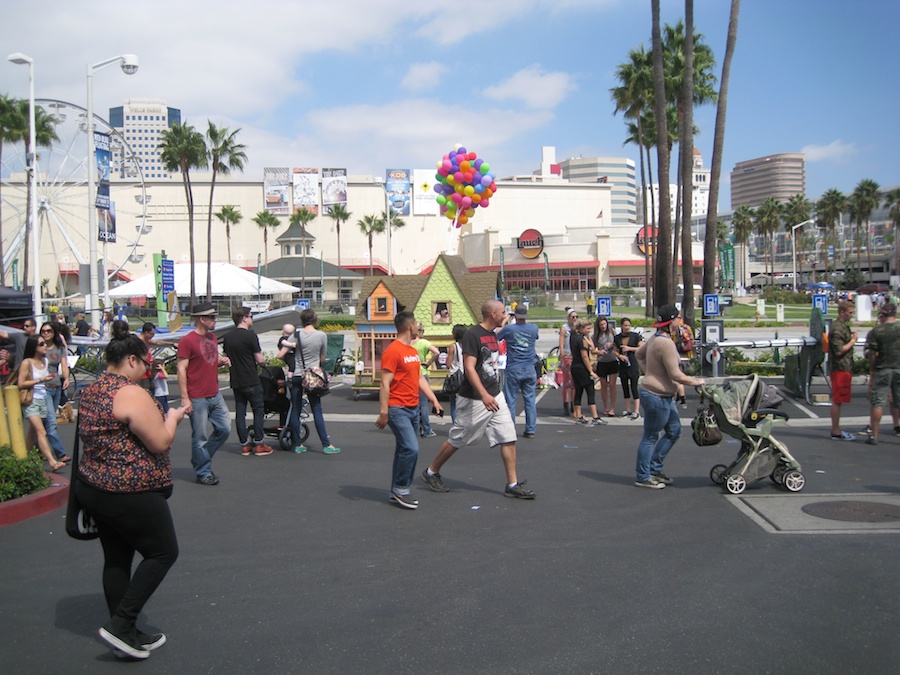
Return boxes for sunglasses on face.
[37,341,47,347]
[40,328,53,333]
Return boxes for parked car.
[856,283,891,294]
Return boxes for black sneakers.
[652,472,674,485]
[504,481,536,499]
[389,492,419,509]
[114,631,166,659]
[421,469,449,492]
[99,625,149,660]
[196,474,219,486]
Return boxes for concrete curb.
[0,472,69,527]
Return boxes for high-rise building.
[639,148,712,224]
[730,152,805,210]
[536,147,636,227]
[108,98,182,180]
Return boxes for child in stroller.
[259,365,309,451]
[699,374,805,494]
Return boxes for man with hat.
[177,302,232,485]
[863,302,900,445]
[632,304,705,489]
[497,304,540,438]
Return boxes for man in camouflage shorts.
[864,302,900,445]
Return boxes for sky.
[2,0,898,211]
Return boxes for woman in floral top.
[74,320,188,660]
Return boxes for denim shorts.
[24,397,49,419]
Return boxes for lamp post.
[375,177,392,275]
[8,52,41,320]
[791,219,814,292]
[86,54,138,329]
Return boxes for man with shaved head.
[421,299,535,499]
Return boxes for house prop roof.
[354,254,497,318]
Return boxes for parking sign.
[297,298,311,310]
[813,293,828,315]
[704,294,720,317]
[597,296,612,317]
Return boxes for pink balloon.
[461,196,472,209]
[453,172,464,183]
[480,198,490,208]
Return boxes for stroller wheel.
[770,465,788,484]
[278,423,310,451]
[725,474,747,495]
[782,470,805,492]
[710,464,728,485]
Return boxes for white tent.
[108,262,298,298]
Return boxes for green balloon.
[436,195,447,205]
[479,162,490,174]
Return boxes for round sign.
[518,228,544,259]
[636,226,658,256]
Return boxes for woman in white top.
[17,336,66,470]
[557,309,578,417]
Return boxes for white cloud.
[802,140,858,163]
[482,65,577,110]
[401,62,448,92]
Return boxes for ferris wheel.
[0,98,147,297]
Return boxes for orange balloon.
[471,194,482,204]
[458,214,469,225]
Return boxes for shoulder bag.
[9,362,33,406]
[691,407,722,446]
[298,332,330,397]
[65,415,99,540]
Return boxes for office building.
[730,152,806,210]
[108,98,182,180]
[640,148,712,224]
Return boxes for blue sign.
[704,294,720,317]
[161,259,175,296]
[597,296,612,317]
[296,298,310,310]
[813,293,828,315]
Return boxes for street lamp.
[7,52,40,320]
[86,54,138,329]
[791,219,814,292]
[374,177,392,275]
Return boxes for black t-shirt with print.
[458,324,501,399]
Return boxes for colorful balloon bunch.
[433,145,497,227]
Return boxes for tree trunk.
[645,142,657,316]
[704,0,740,296]
[866,219,873,281]
[183,165,196,308]
[638,118,651,318]
[680,1,695,327]
[651,0,673,307]
[336,222,342,305]
[207,170,217,302]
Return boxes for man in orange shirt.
[375,311,443,510]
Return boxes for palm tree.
[214,205,242,265]
[326,204,351,304]
[382,209,407,275]
[883,187,900,274]
[650,0,673,306]
[816,188,847,276]
[158,120,207,307]
[357,214,385,275]
[252,210,281,271]
[850,178,880,281]
[755,198,783,282]
[0,94,22,285]
[289,208,316,297]
[731,204,754,289]
[784,193,811,281]
[205,123,247,301]
[703,0,740,298]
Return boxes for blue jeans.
[45,386,67,459]
[387,406,420,496]
[635,389,681,482]
[233,383,265,445]
[290,385,331,448]
[418,376,433,435]
[503,364,537,434]
[189,393,231,478]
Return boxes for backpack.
[691,408,722,446]
[676,325,694,356]
[441,369,465,395]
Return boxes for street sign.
[704,294,720,317]
[296,299,311,310]
[813,293,828,315]
[597,296,612,317]
[720,295,734,307]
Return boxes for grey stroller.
[699,374,805,494]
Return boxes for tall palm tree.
[382,209,407,275]
[784,192,811,281]
[816,188,846,276]
[357,214,385,275]
[214,205,242,265]
[158,120,207,307]
[205,123,246,301]
[252,210,280,270]
[289,208,317,296]
[883,187,900,274]
[650,0,673,306]
[703,0,741,298]
[850,178,880,281]
[0,94,22,285]
[326,204,351,304]
[731,204,754,289]
[755,197,783,282]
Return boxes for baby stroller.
[699,374,805,495]
[259,366,309,451]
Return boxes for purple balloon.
[480,174,492,187]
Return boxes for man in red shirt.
[375,311,442,510]
[177,303,232,485]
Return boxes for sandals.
[49,460,66,472]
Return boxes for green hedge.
[0,446,51,502]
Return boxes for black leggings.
[620,368,640,399]
[75,481,178,628]
[571,368,596,407]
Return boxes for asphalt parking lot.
[2,375,898,674]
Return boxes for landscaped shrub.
[0,446,51,502]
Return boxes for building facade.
[730,152,806,210]
[108,98,182,180]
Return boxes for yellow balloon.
[463,185,475,196]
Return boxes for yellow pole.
[4,386,28,459]
[0,386,10,447]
